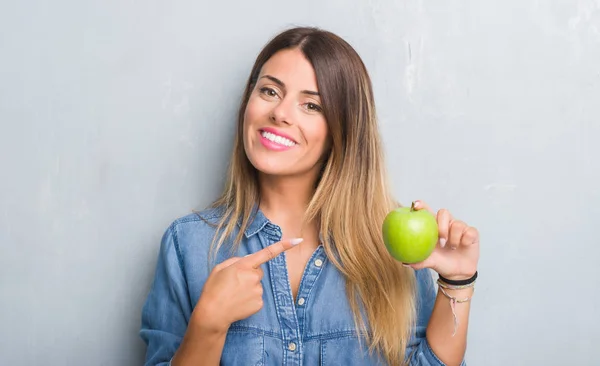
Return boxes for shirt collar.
[240,205,271,238]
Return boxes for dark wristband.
[438,271,478,286]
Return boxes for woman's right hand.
[172,238,303,366]
[191,238,303,333]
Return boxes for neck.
[257,172,318,237]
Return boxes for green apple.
[382,202,439,263]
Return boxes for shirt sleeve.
[405,269,467,366]
[139,224,193,366]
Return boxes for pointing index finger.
[243,238,303,268]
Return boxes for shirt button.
[297,297,305,306]
[314,259,323,267]
[288,342,297,351]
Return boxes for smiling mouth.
[259,130,297,147]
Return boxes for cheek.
[244,95,266,125]
[306,119,329,151]
[243,99,260,141]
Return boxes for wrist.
[437,271,477,292]
[438,270,478,283]
[437,286,474,295]
[191,298,231,335]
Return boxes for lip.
[260,127,298,144]
[258,128,297,152]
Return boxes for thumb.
[403,261,427,270]
[402,252,436,271]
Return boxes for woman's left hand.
[404,200,480,280]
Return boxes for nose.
[269,97,293,125]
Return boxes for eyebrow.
[260,75,320,96]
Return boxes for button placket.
[294,247,326,342]
[261,224,303,364]
[288,342,297,351]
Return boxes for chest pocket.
[220,330,265,366]
[321,336,385,366]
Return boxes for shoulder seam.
[170,211,224,228]
[169,222,189,287]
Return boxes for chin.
[248,155,294,176]
[244,141,320,178]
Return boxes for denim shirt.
[140,207,465,365]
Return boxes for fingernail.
[402,263,411,268]
[290,238,304,245]
[440,238,447,248]
[413,201,420,208]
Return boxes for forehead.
[259,48,318,90]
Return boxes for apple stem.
[410,201,415,212]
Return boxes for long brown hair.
[210,27,416,366]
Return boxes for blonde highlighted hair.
[209,27,416,366]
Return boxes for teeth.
[261,131,296,147]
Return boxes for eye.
[259,87,278,98]
[305,102,323,112]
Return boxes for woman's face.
[243,48,329,179]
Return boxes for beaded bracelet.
[437,279,476,290]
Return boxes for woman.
[140,27,479,366]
